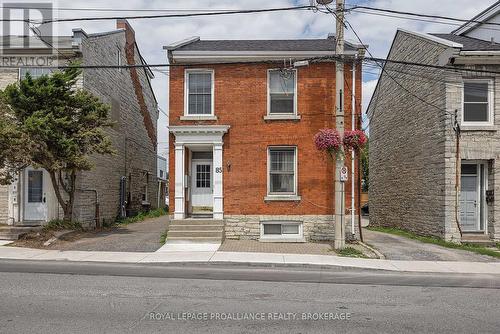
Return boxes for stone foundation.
[224,215,336,241]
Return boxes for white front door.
[191,160,213,211]
[24,167,47,221]
[460,163,485,232]
[460,174,478,231]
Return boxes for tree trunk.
[48,170,74,222]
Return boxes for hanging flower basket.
[314,129,342,158]
[343,130,367,151]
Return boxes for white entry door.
[24,167,47,221]
[191,160,213,211]
[460,175,478,231]
[460,163,485,232]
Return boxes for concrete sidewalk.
[1,245,500,274]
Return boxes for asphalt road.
[0,260,499,334]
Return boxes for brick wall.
[168,61,362,240]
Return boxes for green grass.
[335,247,368,258]
[43,220,82,231]
[160,230,168,245]
[116,207,168,226]
[367,226,500,259]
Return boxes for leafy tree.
[0,66,114,221]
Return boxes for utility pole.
[334,0,346,250]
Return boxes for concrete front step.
[0,226,43,240]
[170,219,224,226]
[168,230,223,238]
[167,237,222,243]
[461,233,495,246]
[0,226,43,233]
[0,232,23,240]
[169,224,223,231]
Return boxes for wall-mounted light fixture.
[226,161,232,172]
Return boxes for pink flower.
[343,130,367,151]
[314,129,342,152]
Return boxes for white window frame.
[184,69,215,117]
[18,67,53,80]
[266,146,298,198]
[266,68,298,118]
[260,221,304,241]
[461,78,494,127]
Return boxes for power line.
[345,5,500,29]
[347,9,500,33]
[23,5,314,24]
[1,5,251,13]
[322,5,452,129]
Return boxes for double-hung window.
[268,147,297,195]
[268,69,297,115]
[185,70,214,116]
[462,79,494,126]
[19,67,53,80]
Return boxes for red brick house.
[165,35,364,242]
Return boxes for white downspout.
[351,57,356,237]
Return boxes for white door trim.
[170,125,229,220]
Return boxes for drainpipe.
[351,57,356,238]
[453,109,463,239]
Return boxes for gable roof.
[165,35,365,63]
[430,33,500,51]
[166,36,358,52]
[452,1,500,35]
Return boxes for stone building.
[368,3,500,242]
[0,20,158,228]
[165,35,365,242]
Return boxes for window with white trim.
[268,147,297,195]
[185,70,213,115]
[268,69,296,115]
[261,222,303,239]
[19,67,53,80]
[462,79,494,126]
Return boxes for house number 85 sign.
[215,167,223,173]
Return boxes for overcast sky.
[14,0,498,156]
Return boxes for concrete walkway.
[0,245,499,274]
[363,228,499,262]
[56,216,168,252]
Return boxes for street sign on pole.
[340,166,348,182]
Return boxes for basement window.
[260,222,303,241]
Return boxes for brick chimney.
[117,19,136,45]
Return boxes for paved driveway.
[57,216,168,252]
[363,228,498,262]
